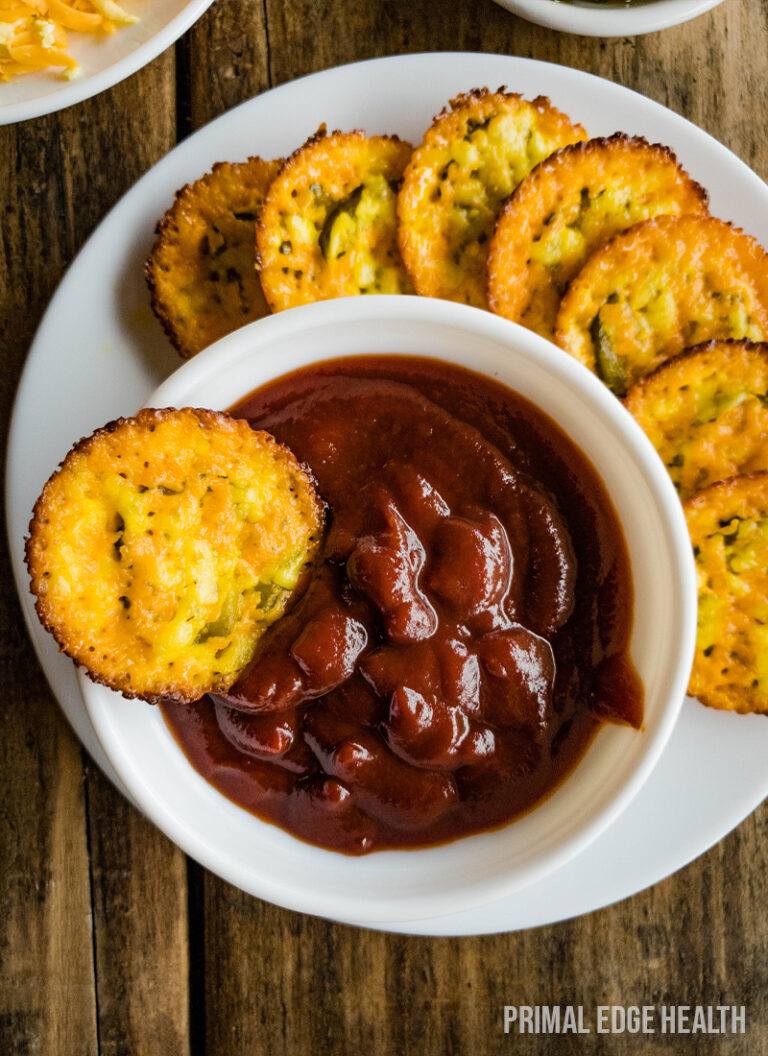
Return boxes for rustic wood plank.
[0,110,99,1056]
[57,54,195,1056]
[201,807,768,1056]
[183,0,271,130]
[0,649,97,1056]
[85,762,191,1056]
[54,54,179,242]
[0,49,191,1056]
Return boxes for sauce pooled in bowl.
[162,355,642,853]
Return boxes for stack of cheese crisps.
[146,89,589,353]
[624,343,768,714]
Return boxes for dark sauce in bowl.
[162,355,642,854]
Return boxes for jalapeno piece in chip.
[397,88,586,309]
[556,215,768,396]
[487,134,708,340]
[625,340,768,499]
[257,128,413,312]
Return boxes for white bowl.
[81,296,696,924]
[496,0,726,37]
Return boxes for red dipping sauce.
[162,355,642,854]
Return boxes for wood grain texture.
[85,763,190,1056]
[1,0,768,1053]
[68,61,193,1056]
[202,811,768,1056]
[0,634,97,1056]
[182,0,270,129]
[0,50,188,1056]
[0,108,99,1056]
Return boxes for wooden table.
[2,1,768,1052]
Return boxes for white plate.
[7,52,768,934]
[496,0,725,37]
[0,0,213,126]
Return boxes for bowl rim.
[80,296,698,923]
[496,0,726,37]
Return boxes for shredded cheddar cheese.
[0,0,138,82]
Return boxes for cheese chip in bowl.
[26,408,323,703]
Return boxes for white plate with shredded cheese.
[0,0,213,125]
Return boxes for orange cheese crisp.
[487,135,708,340]
[256,128,413,312]
[146,157,282,359]
[397,88,586,309]
[555,215,768,396]
[26,408,323,703]
[686,472,768,714]
[624,340,768,500]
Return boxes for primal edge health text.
[503,1005,746,1035]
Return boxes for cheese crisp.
[146,157,281,359]
[256,129,413,312]
[625,340,768,500]
[556,215,768,396]
[686,472,768,714]
[27,409,323,703]
[397,89,586,309]
[487,135,708,340]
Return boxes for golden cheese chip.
[555,215,768,396]
[397,88,586,309]
[146,157,281,359]
[256,128,413,312]
[625,340,768,499]
[487,134,708,340]
[686,472,768,714]
[27,408,323,703]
